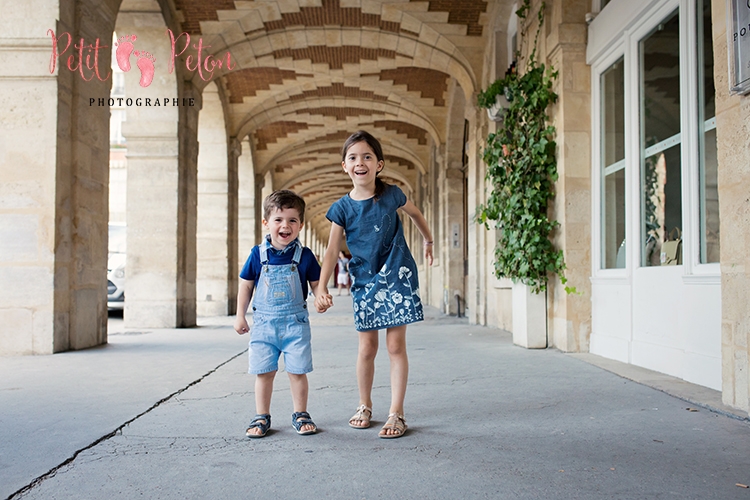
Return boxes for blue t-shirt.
[239,238,321,297]
[326,184,409,284]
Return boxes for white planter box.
[486,93,511,122]
[512,282,547,348]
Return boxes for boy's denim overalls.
[248,240,312,375]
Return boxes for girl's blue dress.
[326,184,424,331]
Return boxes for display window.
[591,0,719,275]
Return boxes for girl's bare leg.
[384,325,408,436]
[351,330,378,427]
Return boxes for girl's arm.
[314,222,344,312]
[399,200,434,266]
[234,278,255,334]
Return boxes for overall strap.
[292,242,303,265]
[259,238,271,265]
[260,238,301,265]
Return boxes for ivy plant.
[476,0,572,294]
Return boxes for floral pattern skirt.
[351,263,423,331]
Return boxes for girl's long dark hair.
[342,130,387,199]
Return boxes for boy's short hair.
[263,190,306,222]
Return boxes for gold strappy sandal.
[348,404,372,429]
[378,412,407,439]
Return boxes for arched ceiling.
[170,0,493,238]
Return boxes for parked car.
[107,222,126,310]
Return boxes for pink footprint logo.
[114,34,137,72]
[134,50,156,88]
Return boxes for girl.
[315,130,433,439]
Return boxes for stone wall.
[544,0,592,352]
[712,0,750,414]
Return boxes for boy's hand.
[314,287,333,313]
[234,317,250,335]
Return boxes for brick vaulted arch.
[160,0,492,240]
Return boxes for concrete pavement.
[2,296,750,499]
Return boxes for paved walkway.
[2,297,750,499]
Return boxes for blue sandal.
[291,411,318,435]
[246,414,271,438]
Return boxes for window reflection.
[640,11,682,267]
[601,59,625,269]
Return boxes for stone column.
[238,139,256,266]
[441,83,469,316]
[0,0,115,354]
[227,138,239,315]
[712,0,750,414]
[175,83,200,328]
[466,105,488,325]
[440,167,467,315]
[254,174,264,242]
[261,171,273,202]
[196,83,229,317]
[254,170,273,239]
[1,5,65,354]
[544,0,592,352]
[119,12,197,328]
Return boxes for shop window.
[698,0,719,263]
[601,58,625,268]
[640,11,682,267]
[593,0,721,273]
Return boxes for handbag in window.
[660,228,682,266]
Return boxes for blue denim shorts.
[248,311,312,375]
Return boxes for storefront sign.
[728,0,750,94]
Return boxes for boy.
[234,190,321,438]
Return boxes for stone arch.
[246,120,430,179]
[282,166,414,195]
[236,99,440,168]
[184,8,480,101]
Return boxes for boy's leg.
[288,373,315,433]
[385,325,408,427]
[248,371,276,436]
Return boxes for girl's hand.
[314,287,333,313]
[424,240,434,266]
